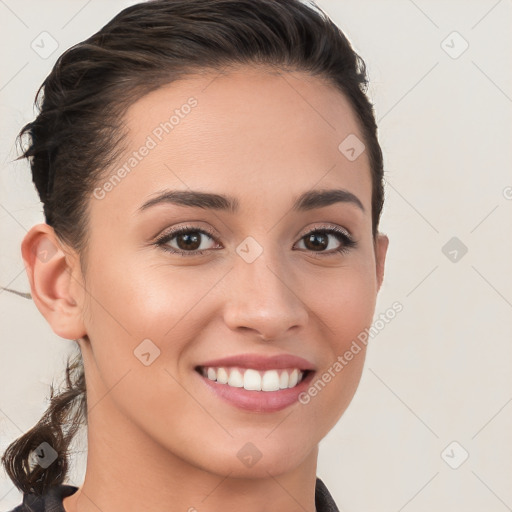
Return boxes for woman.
[2,0,388,511]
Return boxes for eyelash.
[154,224,357,257]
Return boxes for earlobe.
[375,233,389,292]
[21,224,86,340]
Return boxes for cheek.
[81,250,224,374]
[306,263,377,343]
[290,261,376,419]
[78,255,207,429]
[84,247,199,330]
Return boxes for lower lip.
[196,369,315,413]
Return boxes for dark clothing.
[5,477,339,511]
[315,477,340,511]
[6,484,77,512]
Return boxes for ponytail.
[1,348,87,496]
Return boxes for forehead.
[96,65,372,215]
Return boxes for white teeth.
[217,367,229,384]
[227,368,244,387]
[279,371,289,389]
[288,369,299,388]
[200,366,306,392]
[261,370,280,391]
[244,369,263,391]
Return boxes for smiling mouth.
[195,365,312,392]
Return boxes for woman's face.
[71,66,388,478]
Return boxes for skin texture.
[22,65,388,512]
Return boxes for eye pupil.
[177,232,201,250]
[304,233,328,251]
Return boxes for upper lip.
[196,353,316,372]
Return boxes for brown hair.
[2,0,385,496]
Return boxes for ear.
[374,233,389,293]
[21,223,87,340]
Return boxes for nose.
[222,250,308,341]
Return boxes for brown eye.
[295,227,357,255]
[303,232,329,251]
[155,226,220,256]
[175,232,202,251]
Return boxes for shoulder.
[3,484,79,512]
[315,477,340,512]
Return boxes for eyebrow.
[138,188,365,214]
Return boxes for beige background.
[1,1,511,510]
